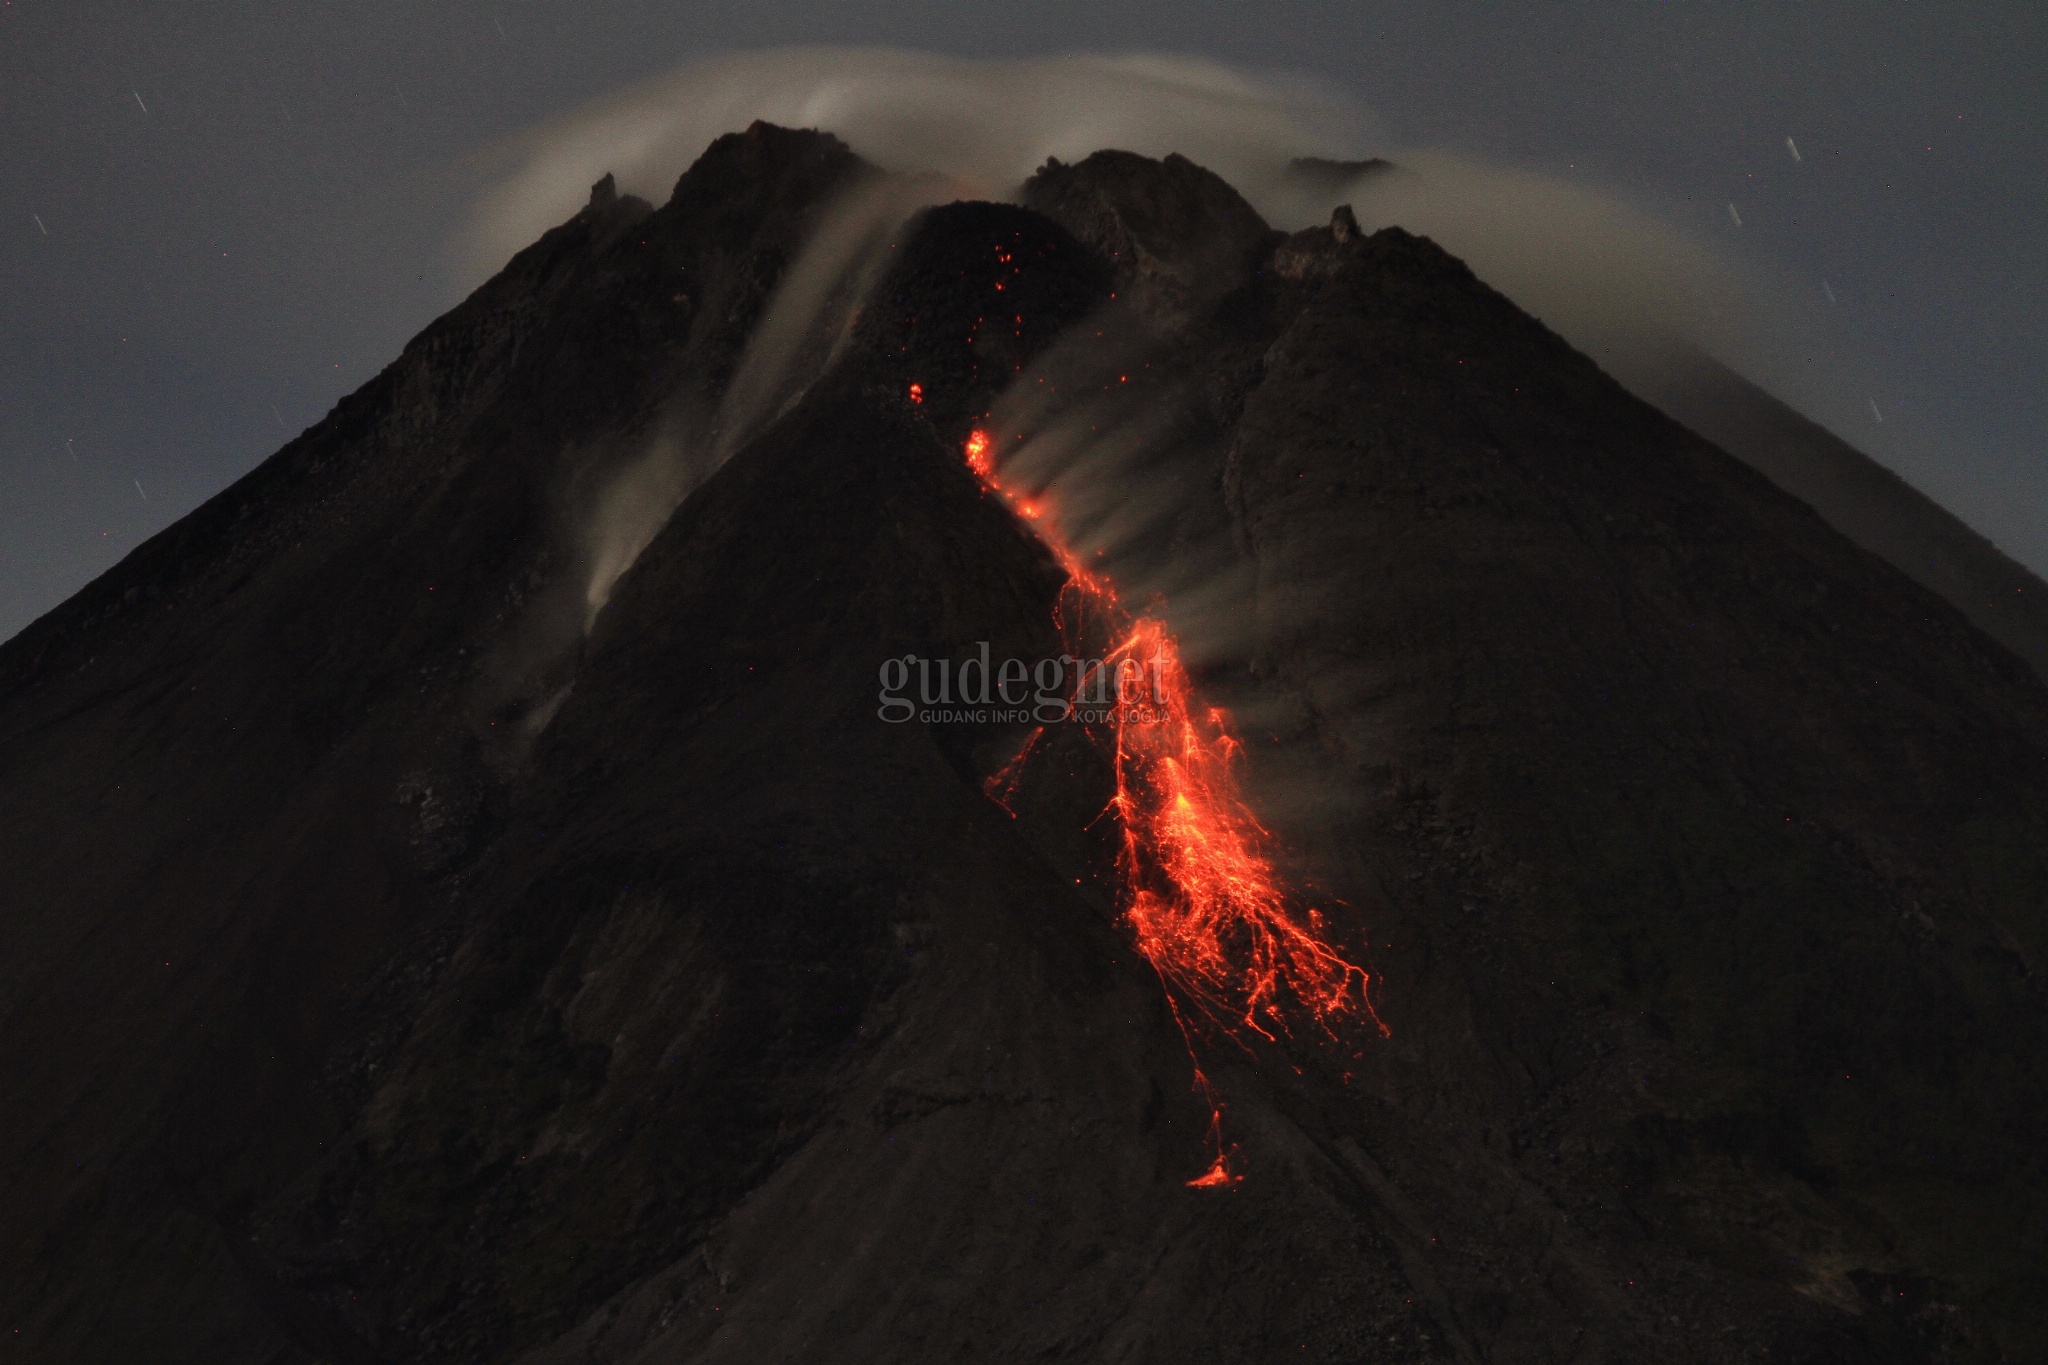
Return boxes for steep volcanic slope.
[0,126,2044,1365]
[1617,345,2048,686]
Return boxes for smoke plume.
[465,46,1922,720]
[465,48,1820,427]
[463,48,1368,279]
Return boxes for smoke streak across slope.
[580,170,958,623]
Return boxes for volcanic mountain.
[2,124,2045,1364]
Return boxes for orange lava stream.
[962,426,1386,1185]
[1099,616,1383,1047]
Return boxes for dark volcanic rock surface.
[1,126,2044,1364]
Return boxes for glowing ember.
[908,382,924,404]
[963,428,994,479]
[960,425,1386,1185]
[983,725,1043,816]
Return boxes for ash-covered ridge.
[0,123,2044,1364]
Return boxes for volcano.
[3,124,2046,1364]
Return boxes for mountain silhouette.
[2,123,2043,1364]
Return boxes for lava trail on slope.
[960,419,1386,1184]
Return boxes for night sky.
[4,2,2041,643]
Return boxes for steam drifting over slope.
[581,171,956,623]
[478,47,2048,684]
[486,47,1761,664]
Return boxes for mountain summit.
[2,123,2044,1364]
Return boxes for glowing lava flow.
[962,426,1386,1185]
